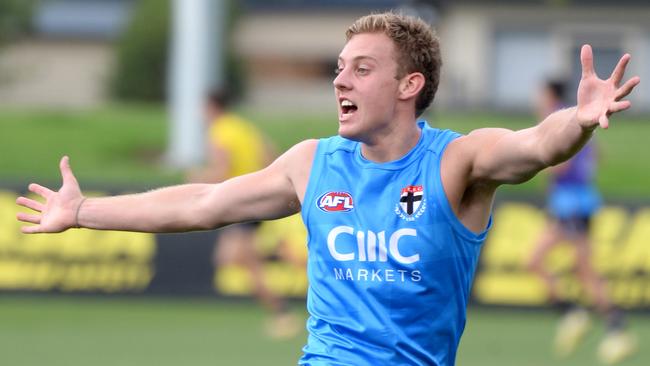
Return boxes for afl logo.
[317,191,354,212]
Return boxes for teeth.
[341,100,354,107]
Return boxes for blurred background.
[1,0,649,365]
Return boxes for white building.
[237,0,650,112]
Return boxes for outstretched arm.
[16,141,314,234]
[461,45,640,185]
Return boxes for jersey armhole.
[432,133,492,244]
[300,139,326,233]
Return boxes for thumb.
[60,156,80,187]
[580,44,595,79]
[598,114,609,129]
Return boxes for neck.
[360,118,422,163]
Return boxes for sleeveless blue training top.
[548,141,601,218]
[299,121,491,366]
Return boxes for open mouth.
[341,99,358,115]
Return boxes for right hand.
[16,156,85,233]
[575,44,640,129]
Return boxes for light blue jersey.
[299,121,491,366]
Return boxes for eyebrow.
[337,55,379,64]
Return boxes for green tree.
[0,0,35,45]
[111,0,244,102]
[110,0,171,101]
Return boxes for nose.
[333,68,351,91]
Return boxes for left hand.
[16,156,85,233]
[576,44,640,129]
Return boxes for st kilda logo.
[317,191,354,212]
[395,185,426,221]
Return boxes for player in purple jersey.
[528,80,636,364]
[16,12,640,365]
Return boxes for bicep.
[469,127,546,185]
[198,158,300,229]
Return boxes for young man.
[528,80,635,363]
[16,12,639,366]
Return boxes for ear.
[397,72,425,101]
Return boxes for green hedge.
[0,0,35,44]
[110,0,170,101]
[110,0,244,102]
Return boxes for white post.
[168,0,224,168]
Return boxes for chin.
[338,124,362,141]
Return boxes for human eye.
[356,66,370,75]
[334,66,343,75]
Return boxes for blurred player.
[187,90,299,339]
[527,79,636,363]
[254,214,309,296]
[16,12,640,366]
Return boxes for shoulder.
[446,127,512,160]
[277,140,320,202]
[277,139,319,170]
[421,125,462,153]
[456,127,511,145]
[284,135,356,158]
[441,127,514,189]
[317,135,356,155]
[285,139,319,156]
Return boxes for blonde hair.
[346,12,441,117]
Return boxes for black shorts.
[556,215,591,235]
[234,221,262,231]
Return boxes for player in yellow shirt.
[207,107,266,178]
[188,90,299,338]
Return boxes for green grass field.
[1,104,648,365]
[0,295,647,366]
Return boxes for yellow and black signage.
[475,202,650,309]
[0,190,155,293]
[3,187,650,308]
[214,214,308,298]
